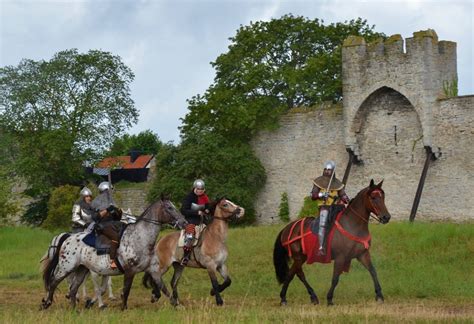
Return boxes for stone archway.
[349,87,426,218]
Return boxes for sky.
[1,0,473,143]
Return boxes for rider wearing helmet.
[311,161,350,256]
[180,179,210,265]
[93,181,122,269]
[71,187,94,233]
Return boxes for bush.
[278,192,290,222]
[42,185,80,231]
[298,196,320,218]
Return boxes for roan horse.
[40,196,187,310]
[273,180,391,306]
[143,198,244,306]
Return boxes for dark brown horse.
[273,180,391,306]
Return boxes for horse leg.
[85,271,105,309]
[68,266,90,309]
[107,276,116,300]
[207,267,224,306]
[170,263,185,307]
[279,260,300,306]
[296,267,319,304]
[210,264,231,296]
[357,251,384,303]
[121,272,136,310]
[41,271,70,310]
[326,257,346,306]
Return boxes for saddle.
[177,224,206,248]
[82,222,125,255]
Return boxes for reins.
[346,189,384,224]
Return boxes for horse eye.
[223,204,228,208]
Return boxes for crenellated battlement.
[342,29,457,158]
[343,29,456,61]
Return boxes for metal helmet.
[98,181,111,193]
[193,179,205,189]
[80,187,92,197]
[324,160,336,170]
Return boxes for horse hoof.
[171,299,179,307]
[327,301,334,306]
[210,288,215,296]
[216,300,223,306]
[99,304,108,310]
[311,298,319,305]
[109,296,117,301]
[85,298,94,309]
[280,301,287,306]
[376,297,384,304]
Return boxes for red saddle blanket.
[282,212,342,265]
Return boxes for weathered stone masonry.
[252,30,473,223]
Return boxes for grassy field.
[0,222,473,323]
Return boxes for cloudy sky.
[1,0,472,143]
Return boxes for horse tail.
[42,233,70,290]
[273,229,289,285]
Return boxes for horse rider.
[311,160,350,256]
[92,181,122,269]
[71,187,95,233]
[180,179,210,265]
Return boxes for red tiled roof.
[97,155,154,169]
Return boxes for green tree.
[42,185,80,231]
[0,49,138,224]
[181,15,383,142]
[0,49,138,198]
[148,132,266,224]
[151,16,383,224]
[107,130,162,156]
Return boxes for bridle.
[211,201,241,223]
[348,188,385,224]
[130,200,182,228]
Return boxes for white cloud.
[1,0,472,142]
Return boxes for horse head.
[211,197,245,222]
[157,194,187,229]
[366,179,391,224]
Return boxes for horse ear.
[377,179,384,188]
[370,179,375,188]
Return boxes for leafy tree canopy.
[181,15,383,142]
[0,49,138,196]
[107,130,162,156]
[148,132,266,224]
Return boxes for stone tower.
[342,29,457,160]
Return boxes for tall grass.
[0,221,473,322]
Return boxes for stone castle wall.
[252,30,473,224]
[115,188,149,216]
[252,95,473,223]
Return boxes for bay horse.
[143,198,244,306]
[273,180,391,306]
[40,196,187,310]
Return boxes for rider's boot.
[181,225,196,265]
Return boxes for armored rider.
[311,160,350,256]
[180,179,210,265]
[92,181,122,269]
[71,187,95,233]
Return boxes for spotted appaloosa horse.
[143,198,244,306]
[42,233,116,309]
[273,180,391,306]
[40,196,187,310]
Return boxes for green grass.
[0,222,473,323]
